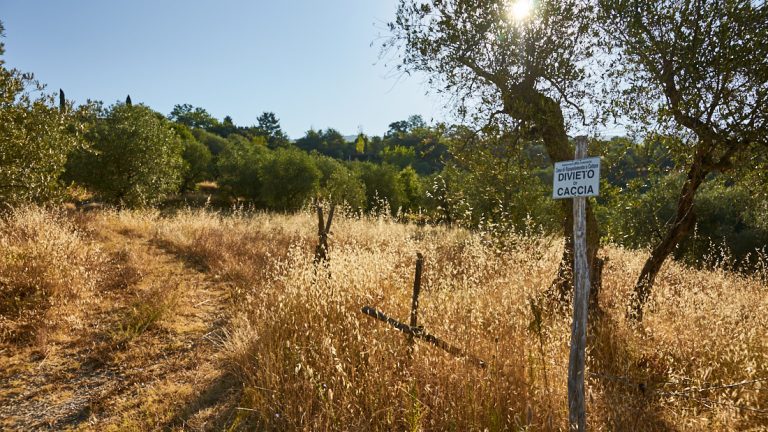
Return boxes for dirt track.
[0,220,238,431]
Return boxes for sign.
[553,157,601,199]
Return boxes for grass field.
[1,205,766,430]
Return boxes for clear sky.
[0,0,445,138]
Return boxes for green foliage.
[597,173,682,250]
[216,136,270,201]
[260,147,321,211]
[312,154,366,209]
[355,134,366,154]
[383,118,448,174]
[169,103,219,130]
[353,162,405,214]
[207,114,239,137]
[69,103,184,207]
[190,129,230,178]
[296,128,354,159]
[422,171,468,225]
[256,112,289,149]
[437,129,559,232]
[327,167,366,211]
[597,171,768,267]
[0,66,86,205]
[191,128,229,155]
[398,166,423,212]
[381,145,416,169]
[692,181,768,266]
[172,124,212,191]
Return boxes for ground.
[0,212,238,431]
[1,207,766,431]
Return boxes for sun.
[507,0,534,22]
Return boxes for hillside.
[1,206,767,431]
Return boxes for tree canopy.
[600,0,768,319]
[68,103,184,207]
[388,0,605,299]
[0,28,87,205]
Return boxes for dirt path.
[0,219,238,431]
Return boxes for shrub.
[216,136,271,201]
[0,67,86,205]
[260,147,321,211]
[67,103,184,207]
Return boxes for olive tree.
[599,0,768,320]
[388,0,604,298]
[216,136,271,201]
[69,103,184,207]
[260,147,321,211]
[171,124,212,192]
[312,154,367,210]
[0,22,86,205]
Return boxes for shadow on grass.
[588,316,677,431]
[165,371,244,430]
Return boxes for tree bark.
[502,88,603,308]
[628,152,709,322]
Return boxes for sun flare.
[507,0,534,21]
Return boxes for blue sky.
[0,1,444,138]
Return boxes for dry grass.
[149,208,768,431]
[1,206,766,430]
[0,206,117,345]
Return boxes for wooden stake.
[408,253,424,352]
[314,201,335,264]
[568,136,591,431]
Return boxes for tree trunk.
[503,89,603,308]
[628,153,709,322]
[553,200,603,309]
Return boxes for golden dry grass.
[1,206,766,430]
[0,206,114,346]
[151,208,768,431]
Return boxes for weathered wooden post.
[314,200,335,265]
[407,253,424,354]
[553,136,600,431]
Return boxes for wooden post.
[568,136,591,431]
[408,253,424,353]
[360,306,486,369]
[314,201,335,265]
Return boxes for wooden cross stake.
[361,253,485,369]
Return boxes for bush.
[260,147,321,211]
[0,67,85,205]
[354,162,406,213]
[173,124,212,192]
[398,166,424,212]
[312,154,366,209]
[597,173,768,267]
[216,136,271,201]
[67,103,184,207]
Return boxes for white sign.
[553,157,601,199]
